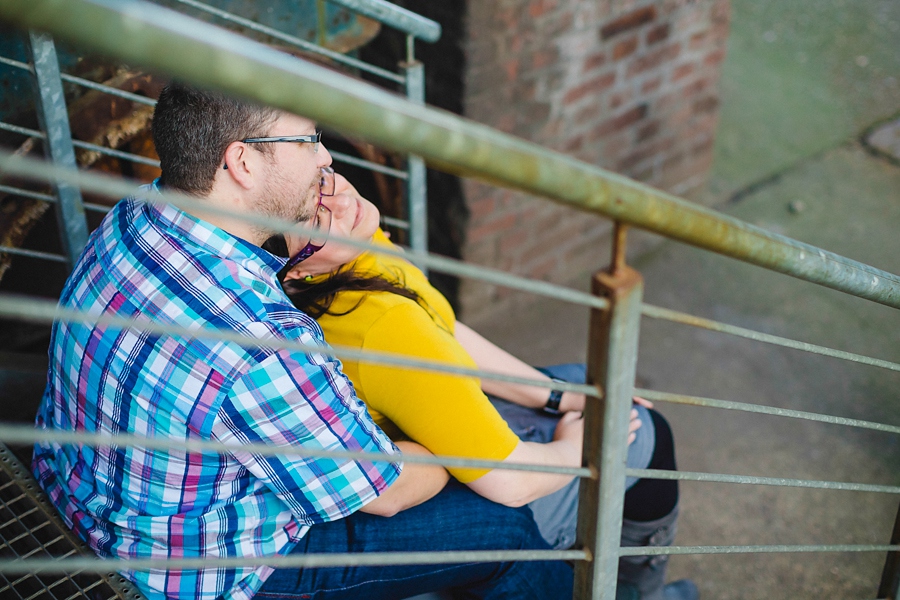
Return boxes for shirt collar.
[144,180,287,278]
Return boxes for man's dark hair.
[151,82,279,194]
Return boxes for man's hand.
[359,441,449,517]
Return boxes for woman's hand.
[552,410,585,456]
[627,396,653,445]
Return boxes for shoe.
[616,579,698,600]
[618,505,699,600]
[663,579,698,600]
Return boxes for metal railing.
[0,0,438,272]
[0,0,897,599]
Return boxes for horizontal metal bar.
[330,149,409,179]
[641,304,900,374]
[0,283,598,398]
[7,0,898,310]
[0,183,55,201]
[0,151,612,311]
[0,55,157,106]
[635,388,900,436]
[70,139,160,167]
[327,0,441,42]
[0,122,160,171]
[619,544,900,557]
[0,549,588,575]
[0,418,594,477]
[82,201,110,213]
[0,245,68,262]
[0,121,44,138]
[627,468,900,494]
[167,0,405,83]
[381,215,409,229]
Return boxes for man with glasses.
[33,82,571,600]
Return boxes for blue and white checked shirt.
[33,185,401,600]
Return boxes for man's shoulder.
[58,190,321,371]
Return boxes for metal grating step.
[0,443,145,600]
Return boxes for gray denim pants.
[488,363,656,550]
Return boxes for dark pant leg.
[257,480,574,600]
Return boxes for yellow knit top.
[315,229,519,482]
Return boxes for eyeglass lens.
[319,166,335,197]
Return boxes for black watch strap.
[543,378,565,414]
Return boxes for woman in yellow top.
[265,171,696,600]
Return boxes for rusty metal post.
[878,501,900,599]
[574,223,643,599]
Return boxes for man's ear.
[222,141,255,189]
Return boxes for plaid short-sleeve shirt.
[33,186,401,600]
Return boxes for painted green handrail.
[1,0,900,310]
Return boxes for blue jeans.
[256,480,574,599]
[489,364,656,549]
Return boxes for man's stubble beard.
[250,163,318,242]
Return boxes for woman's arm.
[355,305,637,508]
[360,441,450,517]
[455,322,651,445]
[454,321,586,412]
[467,412,584,507]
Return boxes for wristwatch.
[543,378,565,414]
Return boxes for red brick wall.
[460,0,730,321]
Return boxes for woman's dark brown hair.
[263,234,418,319]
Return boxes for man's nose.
[317,144,333,168]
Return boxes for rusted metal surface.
[575,235,644,600]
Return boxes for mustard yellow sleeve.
[357,301,520,483]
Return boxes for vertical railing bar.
[406,32,415,64]
[575,223,644,599]
[25,31,88,268]
[403,56,428,269]
[878,500,900,600]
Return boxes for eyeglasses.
[242,131,323,153]
[285,166,335,269]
